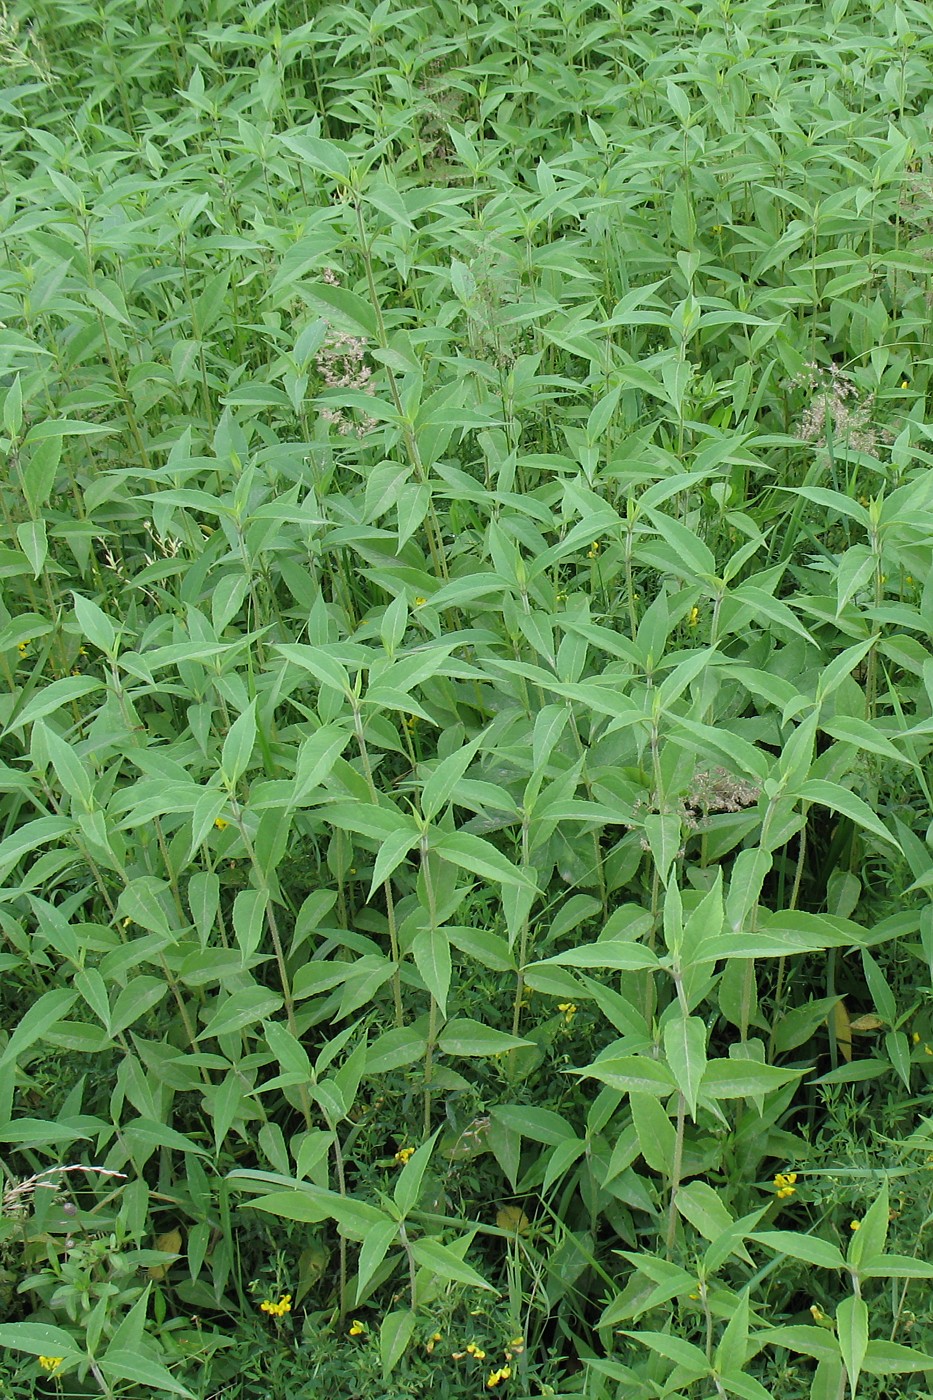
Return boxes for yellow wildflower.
[466,1342,486,1360]
[773,1171,797,1200]
[415,596,427,606]
[349,1319,366,1336]
[914,1032,921,1045]
[849,1219,860,1231]
[214,817,228,830]
[394,1146,415,1165]
[259,1293,292,1318]
[687,606,700,627]
[586,540,600,559]
[557,1002,577,1024]
[38,1357,64,1373]
[509,1336,524,1354]
[426,1331,442,1354]
[487,1365,512,1387]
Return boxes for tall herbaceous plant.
[1,0,933,1396]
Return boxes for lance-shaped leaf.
[663,1015,707,1117]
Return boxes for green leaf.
[836,1294,868,1395]
[760,1325,840,1364]
[100,1349,196,1398]
[437,1019,533,1057]
[0,988,77,1068]
[358,1219,400,1298]
[278,132,351,182]
[23,434,61,515]
[860,1254,933,1279]
[17,517,47,576]
[300,281,378,338]
[861,1339,933,1373]
[394,1130,439,1217]
[821,715,913,767]
[0,1322,81,1359]
[530,941,659,971]
[366,1027,429,1074]
[752,1231,845,1270]
[72,591,118,656]
[411,928,451,1018]
[578,1054,676,1096]
[489,1105,576,1146]
[221,699,257,786]
[701,1058,805,1099]
[630,1092,675,1174]
[430,830,535,889]
[122,1118,208,1157]
[370,824,421,895]
[4,675,102,734]
[676,1182,752,1263]
[663,1015,707,1117]
[410,1237,495,1291]
[796,779,900,850]
[715,1292,750,1379]
[380,1310,417,1377]
[197,986,284,1040]
[622,1329,709,1375]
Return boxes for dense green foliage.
[3,0,933,1395]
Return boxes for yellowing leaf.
[849,1014,885,1033]
[148,1227,182,1280]
[833,1001,853,1062]
[496,1206,530,1235]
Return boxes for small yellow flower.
[773,1171,797,1200]
[394,1146,415,1165]
[509,1336,524,1353]
[405,714,419,729]
[712,223,723,234]
[586,540,601,559]
[906,575,914,586]
[687,606,700,627]
[426,1331,442,1354]
[214,817,228,830]
[557,1002,577,1024]
[17,640,30,655]
[913,1032,922,1045]
[901,378,910,389]
[924,1044,932,1056]
[259,1293,292,1317]
[849,1219,861,1231]
[466,1342,486,1360]
[415,596,427,606]
[38,1357,64,1373]
[349,1319,366,1336]
[487,1365,512,1387]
